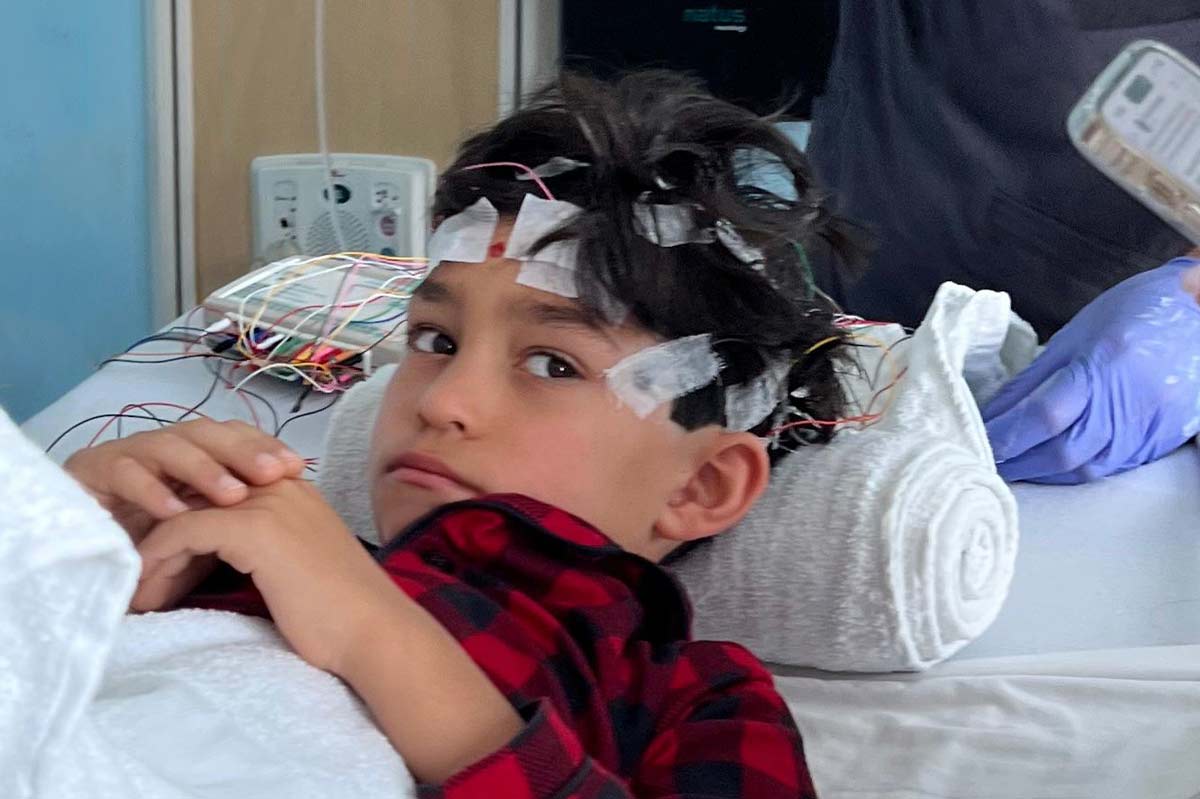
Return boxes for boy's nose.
[416,353,497,435]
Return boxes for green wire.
[793,242,817,300]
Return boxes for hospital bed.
[20,321,1200,798]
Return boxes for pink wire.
[320,260,362,340]
[461,161,556,200]
[87,402,216,447]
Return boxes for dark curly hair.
[433,70,864,460]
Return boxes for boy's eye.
[524,352,579,379]
[409,328,457,355]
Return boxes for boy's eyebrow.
[513,299,616,346]
[412,275,616,346]
[412,278,454,304]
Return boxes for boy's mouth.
[385,452,481,498]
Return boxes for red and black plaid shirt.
[185,494,816,798]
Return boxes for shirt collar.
[376,493,694,641]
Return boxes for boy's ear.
[654,431,771,546]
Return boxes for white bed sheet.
[777,645,1200,799]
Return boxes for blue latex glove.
[983,257,1200,484]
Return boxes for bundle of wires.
[222,251,426,394]
[764,316,913,451]
[47,252,427,455]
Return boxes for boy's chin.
[373,491,456,546]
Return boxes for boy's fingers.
[138,508,245,571]
[131,554,216,612]
[173,419,306,484]
[134,433,250,506]
[107,456,191,518]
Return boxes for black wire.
[290,386,314,414]
[49,370,222,455]
[176,366,224,423]
[118,326,213,354]
[354,318,407,358]
[78,321,358,449]
[46,413,183,454]
[868,334,913,394]
[274,392,340,437]
[116,404,173,440]
[245,386,282,437]
[202,357,281,436]
[99,353,245,368]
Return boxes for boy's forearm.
[335,587,523,785]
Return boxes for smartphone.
[1068,40,1200,243]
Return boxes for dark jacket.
[809,1,1200,337]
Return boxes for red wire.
[87,402,216,447]
[768,413,881,433]
[211,366,263,431]
[834,319,895,328]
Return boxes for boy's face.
[367,241,722,559]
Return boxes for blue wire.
[122,326,221,352]
[349,312,407,325]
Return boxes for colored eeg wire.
[230,362,337,394]
[237,252,422,345]
[310,275,418,352]
[56,251,421,454]
[47,257,412,453]
[765,325,908,442]
[236,254,353,354]
[230,253,423,386]
[318,257,365,342]
[227,257,422,396]
[257,271,419,377]
[259,291,404,361]
[87,401,216,447]
[461,162,557,201]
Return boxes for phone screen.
[1100,50,1200,195]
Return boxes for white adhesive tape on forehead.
[605,334,720,419]
[517,248,631,325]
[516,257,580,298]
[724,356,791,431]
[505,194,586,301]
[504,194,584,260]
[632,200,715,247]
[426,197,499,268]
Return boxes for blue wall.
[0,1,153,422]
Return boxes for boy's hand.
[132,478,393,675]
[64,419,305,542]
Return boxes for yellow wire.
[845,330,903,423]
[803,335,841,356]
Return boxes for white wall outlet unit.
[250,154,436,260]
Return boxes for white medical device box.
[1069,40,1200,244]
[250,153,436,260]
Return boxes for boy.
[65,71,857,797]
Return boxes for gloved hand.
[983,257,1200,484]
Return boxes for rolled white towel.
[674,283,1024,670]
[319,370,397,547]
